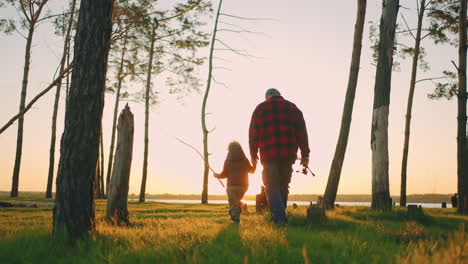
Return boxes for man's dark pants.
[262,159,294,224]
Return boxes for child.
[215,141,255,223]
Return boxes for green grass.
[0,198,466,263]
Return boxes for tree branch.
[37,12,70,23]
[158,0,202,22]
[401,13,416,40]
[452,60,459,71]
[18,2,31,23]
[215,39,252,57]
[219,13,274,21]
[217,28,268,37]
[211,76,228,88]
[415,76,450,83]
[0,62,73,135]
[174,137,225,188]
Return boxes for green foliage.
[116,0,212,104]
[426,0,463,100]
[0,200,466,263]
[428,70,458,100]
[427,0,460,46]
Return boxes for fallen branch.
[0,62,74,135]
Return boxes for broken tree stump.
[307,202,327,223]
[106,105,134,225]
[407,204,424,220]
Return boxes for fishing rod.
[295,166,316,177]
[174,137,226,188]
[295,157,316,176]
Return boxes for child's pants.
[227,186,247,222]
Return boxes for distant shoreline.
[0,191,455,203]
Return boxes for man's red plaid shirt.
[249,96,310,162]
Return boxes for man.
[451,193,458,208]
[249,88,310,225]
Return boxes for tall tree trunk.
[323,0,366,209]
[139,21,157,203]
[371,0,399,210]
[100,126,105,197]
[400,0,426,207]
[46,0,77,199]
[106,35,129,196]
[11,25,35,198]
[53,0,114,240]
[95,155,101,197]
[201,0,223,205]
[65,38,71,110]
[107,104,134,225]
[457,0,468,214]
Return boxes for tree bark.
[53,0,114,240]
[457,0,468,214]
[139,21,158,203]
[46,0,77,199]
[400,0,426,207]
[371,0,399,210]
[323,0,366,209]
[107,104,134,225]
[201,0,223,204]
[106,34,129,196]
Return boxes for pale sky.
[0,0,459,197]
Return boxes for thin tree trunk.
[100,126,105,197]
[11,25,35,198]
[53,0,114,239]
[46,0,77,199]
[323,0,366,209]
[201,0,223,204]
[95,154,101,197]
[106,34,129,196]
[400,0,426,207]
[457,0,467,214]
[139,21,157,203]
[107,105,134,225]
[65,38,71,110]
[371,0,399,210]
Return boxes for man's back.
[249,96,310,162]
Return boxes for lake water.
[131,199,446,209]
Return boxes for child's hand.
[213,173,220,178]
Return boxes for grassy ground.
[0,197,467,264]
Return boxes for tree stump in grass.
[441,202,447,208]
[307,202,327,223]
[407,204,424,219]
[106,105,134,225]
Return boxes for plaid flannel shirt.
[249,96,310,162]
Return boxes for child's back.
[215,141,255,223]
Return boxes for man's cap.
[265,88,281,98]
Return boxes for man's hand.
[300,157,309,168]
[251,156,258,167]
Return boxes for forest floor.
[0,197,467,264]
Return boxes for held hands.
[300,156,309,169]
[251,156,258,168]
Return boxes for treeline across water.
[2,191,450,204]
[137,193,455,203]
